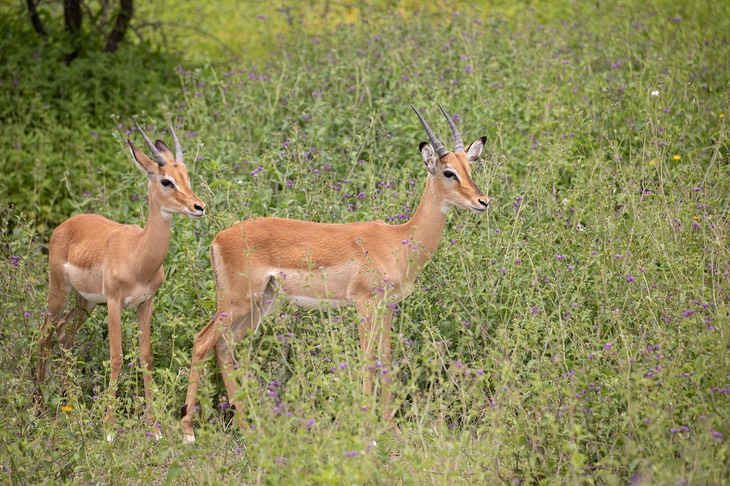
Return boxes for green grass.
[1,0,729,483]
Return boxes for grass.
[1,0,729,483]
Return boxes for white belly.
[282,295,350,309]
[65,263,107,303]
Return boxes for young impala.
[35,117,206,440]
[180,105,488,444]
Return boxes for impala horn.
[438,103,464,153]
[168,116,184,164]
[132,117,167,167]
[411,105,448,158]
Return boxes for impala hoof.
[183,433,196,445]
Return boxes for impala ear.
[419,142,437,174]
[155,140,175,165]
[465,136,486,163]
[127,140,158,177]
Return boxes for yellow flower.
[60,405,74,412]
[649,159,656,166]
[693,215,700,220]
[673,155,681,160]
[720,114,725,119]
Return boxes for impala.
[35,117,206,440]
[180,105,488,444]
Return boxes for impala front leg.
[105,299,124,440]
[357,299,395,421]
[379,305,395,422]
[137,298,158,434]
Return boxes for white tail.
[180,105,488,443]
[35,118,206,440]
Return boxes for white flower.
[650,90,659,97]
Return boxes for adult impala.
[35,117,206,440]
[180,105,488,444]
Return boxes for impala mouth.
[186,209,205,218]
[468,205,488,214]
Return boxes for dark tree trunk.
[104,0,133,53]
[63,0,83,64]
[26,0,47,38]
[63,0,82,34]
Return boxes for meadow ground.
[1,0,729,483]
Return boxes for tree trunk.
[104,0,134,53]
[63,0,83,64]
[26,0,47,38]
[63,0,82,34]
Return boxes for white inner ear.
[466,139,484,163]
[420,144,437,174]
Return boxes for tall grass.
[1,1,729,483]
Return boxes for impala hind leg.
[181,277,274,444]
[55,293,96,399]
[181,307,248,444]
[34,272,70,408]
[214,335,245,426]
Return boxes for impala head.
[412,105,489,214]
[128,117,206,219]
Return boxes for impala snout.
[187,200,206,219]
[468,197,489,214]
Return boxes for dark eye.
[161,179,174,188]
[443,170,456,179]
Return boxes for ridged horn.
[411,105,448,158]
[438,104,464,153]
[168,116,184,163]
[132,117,167,166]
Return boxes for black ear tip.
[480,136,487,143]
[419,141,429,151]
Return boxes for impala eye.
[443,170,456,179]
[161,179,174,188]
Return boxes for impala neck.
[401,174,449,268]
[137,188,172,272]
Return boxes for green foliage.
[1,0,730,484]
[0,5,183,235]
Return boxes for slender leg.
[379,306,395,422]
[214,335,246,427]
[181,310,239,444]
[56,294,96,350]
[56,294,96,398]
[357,300,396,423]
[105,299,123,438]
[137,298,156,431]
[35,274,69,408]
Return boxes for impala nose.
[194,202,206,213]
[478,198,489,208]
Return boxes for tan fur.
[35,129,205,435]
[181,142,489,443]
